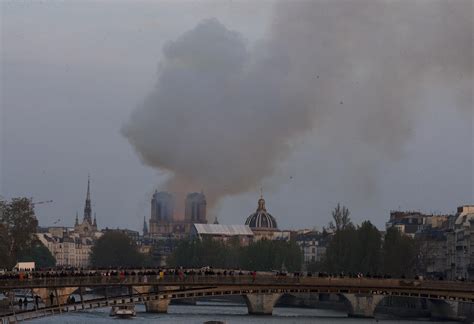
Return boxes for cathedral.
[148,191,207,237]
[74,175,98,236]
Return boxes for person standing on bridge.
[49,292,54,306]
[18,298,23,310]
[34,295,40,309]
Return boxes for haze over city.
[1,0,473,232]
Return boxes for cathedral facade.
[148,191,207,237]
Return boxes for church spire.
[93,212,97,228]
[83,174,92,224]
[86,174,91,201]
[75,211,79,226]
[143,216,149,236]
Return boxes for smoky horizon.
[1,0,473,232]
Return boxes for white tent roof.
[193,224,254,236]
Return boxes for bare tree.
[328,203,353,232]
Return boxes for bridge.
[1,272,473,323]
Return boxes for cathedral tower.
[185,192,207,223]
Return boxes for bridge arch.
[427,299,460,321]
[243,293,282,315]
[339,293,385,318]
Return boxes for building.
[143,216,149,236]
[386,211,450,237]
[151,191,174,223]
[37,231,94,268]
[38,176,102,268]
[74,176,98,237]
[245,195,280,240]
[445,205,474,280]
[272,230,292,241]
[295,231,329,264]
[148,191,207,238]
[416,228,448,277]
[149,191,179,236]
[387,205,474,280]
[190,224,254,245]
[185,192,207,223]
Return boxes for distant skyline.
[1,1,472,232]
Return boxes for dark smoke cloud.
[122,1,472,209]
[122,18,315,207]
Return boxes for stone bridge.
[1,273,473,322]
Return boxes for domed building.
[245,195,279,240]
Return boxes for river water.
[29,302,455,324]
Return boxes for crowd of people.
[1,268,274,281]
[1,267,433,281]
[0,267,437,282]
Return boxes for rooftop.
[193,224,254,236]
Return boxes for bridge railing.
[0,274,301,289]
[1,275,474,294]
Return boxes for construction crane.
[31,200,53,207]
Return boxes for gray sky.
[1,1,472,232]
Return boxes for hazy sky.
[1,1,472,232]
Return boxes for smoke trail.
[122,1,472,208]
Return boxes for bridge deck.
[1,275,474,323]
[1,275,473,290]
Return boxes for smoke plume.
[122,1,472,208]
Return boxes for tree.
[328,203,353,232]
[323,204,356,273]
[168,238,240,269]
[168,238,303,272]
[0,224,10,269]
[324,218,382,274]
[323,226,357,273]
[382,227,417,277]
[354,221,382,274]
[90,231,145,267]
[17,241,56,269]
[240,240,303,272]
[306,260,325,272]
[0,198,38,268]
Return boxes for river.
[29,302,456,324]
